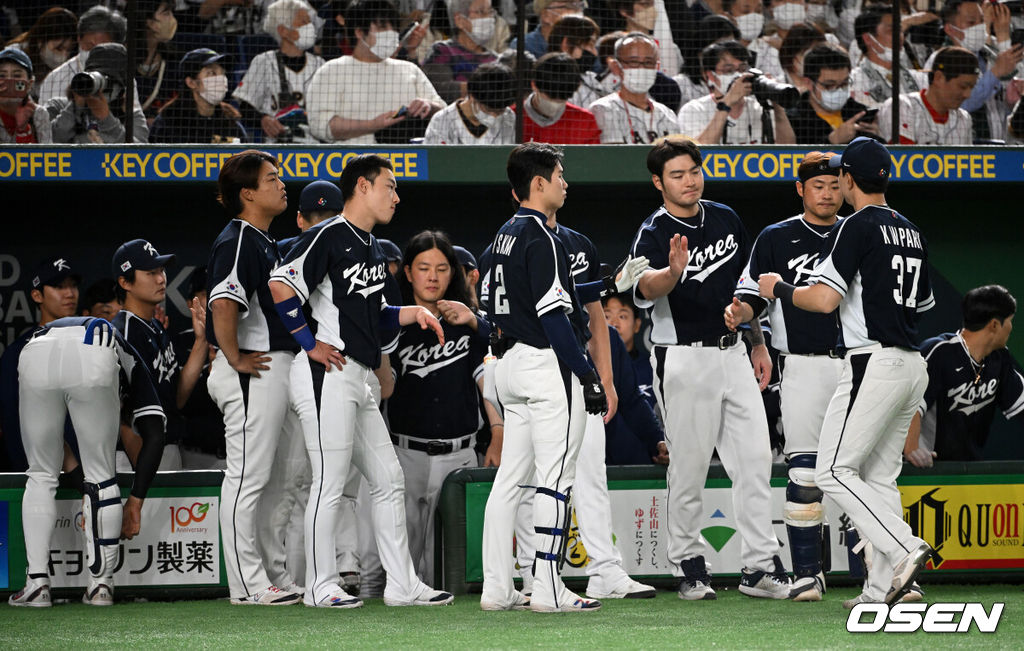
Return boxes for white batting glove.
[615,256,650,293]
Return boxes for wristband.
[716,101,731,113]
[774,281,796,307]
[274,295,316,352]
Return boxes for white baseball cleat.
[518,570,534,597]
[887,541,932,604]
[677,578,716,601]
[82,580,114,606]
[281,582,305,597]
[384,585,454,607]
[308,591,363,609]
[480,590,531,611]
[739,556,791,600]
[899,582,924,603]
[586,575,656,599]
[530,585,601,613]
[230,585,302,606]
[789,573,826,602]
[8,577,51,608]
[843,592,880,610]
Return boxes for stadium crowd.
[1,0,1023,145]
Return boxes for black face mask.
[577,51,597,73]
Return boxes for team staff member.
[630,138,791,602]
[758,137,935,606]
[727,152,842,602]
[906,285,1022,465]
[269,154,454,609]
[9,316,164,607]
[206,150,301,607]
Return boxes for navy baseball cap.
[180,48,228,80]
[378,238,402,262]
[299,180,343,214]
[0,47,32,75]
[829,136,892,180]
[113,239,176,277]
[31,256,80,289]
[453,245,477,271]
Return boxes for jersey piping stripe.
[542,361,574,607]
[1004,370,1024,418]
[233,370,252,596]
[307,356,327,601]
[827,353,909,554]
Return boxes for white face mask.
[869,33,893,63]
[772,2,806,29]
[468,16,495,45]
[367,30,400,60]
[473,101,500,128]
[621,67,657,94]
[712,70,741,94]
[199,74,228,104]
[294,23,317,51]
[954,23,988,52]
[805,3,827,23]
[632,6,657,31]
[735,12,765,41]
[41,46,68,69]
[818,87,848,111]
[532,92,566,118]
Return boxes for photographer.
[678,40,796,144]
[44,42,148,143]
[0,47,51,143]
[150,48,246,144]
[789,43,877,144]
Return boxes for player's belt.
[680,332,739,349]
[391,432,475,456]
[786,349,842,359]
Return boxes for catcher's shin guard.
[83,478,122,578]
[784,456,825,579]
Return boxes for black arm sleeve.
[739,293,768,317]
[130,415,165,499]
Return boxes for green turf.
[1,585,1020,649]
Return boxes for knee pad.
[83,478,121,578]
[533,485,572,570]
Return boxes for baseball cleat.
[677,579,717,601]
[281,582,305,597]
[308,591,363,609]
[530,586,601,613]
[518,570,534,597]
[843,592,880,610]
[789,573,826,602]
[82,581,114,606]
[739,555,791,600]
[230,586,302,606]
[886,541,932,604]
[8,577,51,608]
[480,590,531,611]
[899,582,925,603]
[586,576,657,600]
[384,586,454,607]
[339,572,360,597]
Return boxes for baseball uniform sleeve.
[630,223,668,308]
[529,236,573,317]
[998,353,1024,420]
[477,246,493,315]
[918,337,944,416]
[380,275,402,354]
[914,237,936,313]
[580,233,602,284]
[270,226,334,303]
[470,320,488,381]
[736,230,769,297]
[113,330,167,426]
[810,218,862,296]
[208,229,264,311]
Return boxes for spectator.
[602,293,655,412]
[936,0,1023,141]
[4,6,77,98]
[778,22,826,94]
[423,62,515,143]
[766,0,808,39]
[177,0,271,35]
[79,278,121,321]
[421,0,499,103]
[672,15,737,104]
[589,33,678,143]
[233,0,325,143]
[0,47,51,143]
[609,0,683,74]
[520,51,602,143]
[548,14,601,107]
[590,28,685,111]
[38,5,125,103]
[805,0,839,34]
[849,9,928,108]
[678,40,796,144]
[724,0,786,80]
[45,42,149,143]
[1009,75,1024,144]
[510,0,587,58]
[879,46,978,145]
[150,48,247,143]
[135,1,179,119]
[789,43,877,144]
[306,0,443,144]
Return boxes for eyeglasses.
[468,6,496,18]
[618,57,658,68]
[815,79,851,91]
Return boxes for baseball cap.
[0,47,32,75]
[84,42,128,84]
[378,238,402,263]
[112,239,176,277]
[180,48,229,81]
[299,180,343,214]
[828,136,891,180]
[31,256,80,289]
[453,245,477,271]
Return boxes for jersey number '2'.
[493,264,510,315]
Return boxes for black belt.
[680,332,739,349]
[806,349,843,359]
[390,434,473,456]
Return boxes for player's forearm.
[904,411,922,454]
[745,317,766,346]
[176,340,207,409]
[638,267,682,301]
[210,299,242,365]
[396,305,430,327]
[119,422,143,467]
[375,354,395,400]
[733,297,757,324]
[585,302,613,383]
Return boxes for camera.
[69,70,110,97]
[746,68,800,109]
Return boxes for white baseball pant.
[256,407,307,589]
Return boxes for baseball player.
[758,137,935,606]
[629,138,791,601]
[905,285,1022,465]
[206,150,301,606]
[726,151,844,602]
[268,154,453,609]
[8,316,165,607]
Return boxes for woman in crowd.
[5,6,78,99]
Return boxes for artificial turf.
[1,584,1020,649]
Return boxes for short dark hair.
[601,292,640,319]
[533,52,581,100]
[853,10,885,54]
[547,15,599,53]
[81,278,117,312]
[345,0,399,39]
[962,285,1017,331]
[468,63,516,111]
[647,138,702,177]
[842,168,888,195]
[941,0,980,23]
[507,142,563,202]
[780,23,827,74]
[699,40,749,74]
[698,15,741,49]
[217,150,277,217]
[114,270,135,303]
[338,154,393,202]
[929,46,980,85]
[802,44,851,82]
[398,230,473,306]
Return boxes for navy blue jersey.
[33,317,166,425]
[920,333,1024,461]
[206,219,298,353]
[735,215,841,354]
[605,327,664,465]
[630,201,753,345]
[811,205,935,350]
[111,311,183,444]
[486,208,589,349]
[628,346,656,412]
[387,319,488,439]
[270,217,394,369]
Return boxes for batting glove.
[580,369,608,416]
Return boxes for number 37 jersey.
[810,204,935,350]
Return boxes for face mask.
[474,101,500,128]
[367,30,399,60]
[632,6,657,31]
[468,16,495,45]
[713,71,741,94]
[735,12,765,41]
[954,23,988,52]
[41,46,67,69]
[578,50,597,72]
[532,92,566,118]
[772,3,806,29]
[199,74,228,104]
[805,3,827,23]
[294,22,317,51]
[818,87,848,111]
[151,15,178,42]
[621,67,657,94]
[869,34,892,63]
